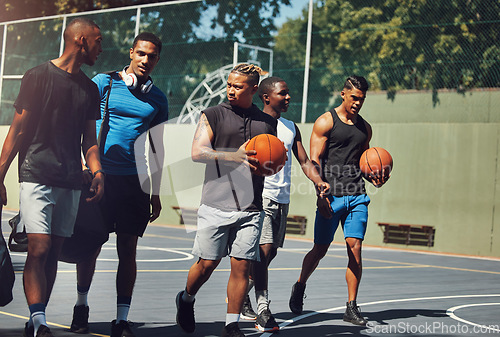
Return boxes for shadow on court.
[366,308,448,325]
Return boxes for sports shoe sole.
[255,323,280,332]
[240,313,257,321]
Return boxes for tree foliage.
[0,0,176,22]
[274,0,500,98]
[0,0,291,120]
[201,0,291,45]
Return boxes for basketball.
[359,147,393,177]
[246,134,286,176]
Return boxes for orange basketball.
[246,134,286,176]
[359,147,393,177]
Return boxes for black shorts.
[100,174,150,237]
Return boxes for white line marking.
[446,303,500,332]
[97,245,194,262]
[258,294,500,336]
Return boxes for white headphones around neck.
[121,66,153,94]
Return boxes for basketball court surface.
[1,207,499,336]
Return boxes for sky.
[195,0,310,40]
[274,0,309,28]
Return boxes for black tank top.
[322,110,368,196]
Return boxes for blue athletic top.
[92,72,169,175]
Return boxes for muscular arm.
[82,119,104,202]
[0,110,31,205]
[191,113,258,169]
[310,112,334,218]
[310,112,332,173]
[362,120,372,152]
[292,123,330,197]
[361,121,389,187]
[148,124,164,222]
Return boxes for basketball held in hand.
[246,134,286,176]
[359,147,393,180]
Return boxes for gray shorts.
[260,197,289,248]
[19,182,81,237]
[192,204,264,261]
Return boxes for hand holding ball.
[245,134,286,176]
[359,147,393,187]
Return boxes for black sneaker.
[35,325,54,337]
[110,320,135,337]
[221,322,245,337]
[289,281,306,314]
[23,322,34,337]
[176,290,195,333]
[255,309,279,332]
[70,305,89,333]
[343,300,368,326]
[240,295,257,320]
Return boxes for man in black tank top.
[175,64,277,337]
[289,76,388,326]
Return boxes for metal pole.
[301,0,314,124]
[59,16,67,57]
[233,42,239,67]
[0,25,7,110]
[135,7,141,36]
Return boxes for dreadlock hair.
[344,75,370,92]
[258,76,285,102]
[231,63,263,86]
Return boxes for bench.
[377,222,435,247]
[285,215,307,235]
[172,206,307,235]
[172,206,198,226]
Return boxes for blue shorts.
[314,194,370,244]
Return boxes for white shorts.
[192,204,264,261]
[260,198,289,248]
[19,182,81,237]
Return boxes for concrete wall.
[1,89,499,257]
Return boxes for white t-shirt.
[262,117,296,204]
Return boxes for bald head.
[64,18,100,43]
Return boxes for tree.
[273,0,500,115]
[0,0,293,122]
[201,0,291,46]
[0,0,178,23]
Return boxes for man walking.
[175,64,277,337]
[288,75,388,326]
[68,32,168,337]
[249,76,329,332]
[0,18,104,337]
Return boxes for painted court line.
[97,245,194,262]
[0,311,107,337]
[446,302,500,332]
[259,294,500,337]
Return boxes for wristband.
[93,169,105,178]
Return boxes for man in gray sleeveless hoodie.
[288,76,388,326]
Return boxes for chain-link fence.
[0,0,498,124]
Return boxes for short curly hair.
[258,76,285,102]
